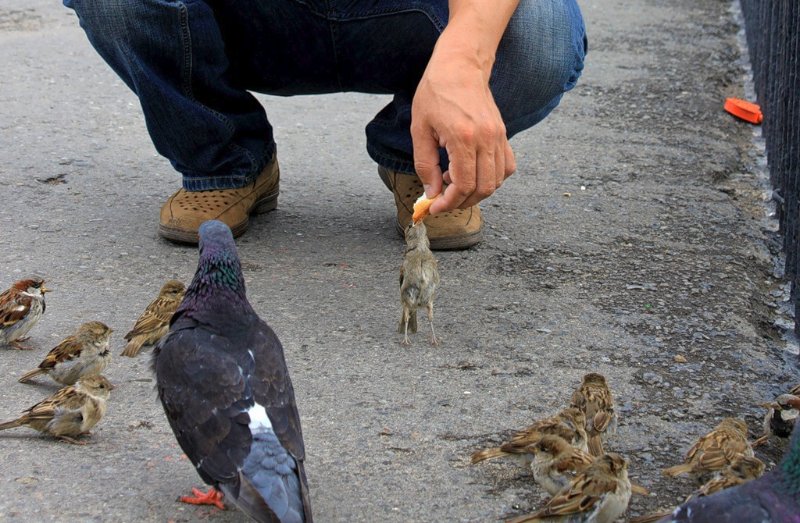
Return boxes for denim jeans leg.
[64,0,275,191]
[364,0,587,174]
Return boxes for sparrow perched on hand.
[0,277,48,350]
[753,391,800,447]
[121,279,185,357]
[153,221,312,522]
[471,407,589,466]
[631,455,766,523]
[527,434,595,495]
[0,374,113,444]
[506,452,633,523]
[654,418,800,523]
[570,373,617,456]
[662,418,753,480]
[19,321,113,385]
[398,222,440,346]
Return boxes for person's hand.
[411,30,516,215]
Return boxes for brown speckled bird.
[631,455,766,523]
[471,407,589,466]
[506,453,633,523]
[570,373,617,456]
[19,321,113,385]
[398,222,440,346]
[528,434,595,495]
[121,279,185,357]
[0,277,48,350]
[662,418,753,481]
[753,390,800,447]
[0,375,113,444]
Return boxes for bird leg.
[751,434,769,448]
[427,303,438,346]
[400,307,412,346]
[9,340,34,350]
[180,487,226,510]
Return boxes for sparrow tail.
[587,435,604,457]
[18,368,44,383]
[662,463,693,477]
[0,418,24,431]
[470,447,507,464]
[121,337,145,358]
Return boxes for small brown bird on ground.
[0,375,113,444]
[19,321,113,385]
[570,373,617,456]
[506,452,633,523]
[527,434,595,495]
[0,277,49,350]
[753,391,800,447]
[398,222,440,346]
[662,418,753,481]
[630,455,766,523]
[471,407,589,465]
[121,279,185,357]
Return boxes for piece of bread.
[412,193,441,223]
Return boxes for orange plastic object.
[412,193,441,223]
[724,98,763,124]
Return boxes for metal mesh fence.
[739,1,800,330]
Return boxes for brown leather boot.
[379,167,483,250]
[159,155,280,244]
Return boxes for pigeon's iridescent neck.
[779,427,800,494]
[185,250,247,301]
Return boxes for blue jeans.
[64,0,586,191]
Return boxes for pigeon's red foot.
[179,487,225,510]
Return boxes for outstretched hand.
[411,28,516,216]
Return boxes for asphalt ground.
[1,0,798,521]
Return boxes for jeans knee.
[493,0,587,121]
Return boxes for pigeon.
[398,221,440,346]
[122,279,185,357]
[153,220,312,522]
[656,416,800,522]
[0,276,49,350]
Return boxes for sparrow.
[753,391,800,447]
[527,434,595,495]
[19,321,113,385]
[506,452,633,523]
[153,220,312,522]
[0,276,48,350]
[631,455,766,523]
[398,221,440,346]
[121,279,185,357]
[471,407,590,466]
[570,373,617,456]
[0,374,113,444]
[662,418,753,480]
[654,418,800,522]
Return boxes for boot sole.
[158,189,279,244]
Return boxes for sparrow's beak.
[40,286,51,294]
[107,382,116,391]
[759,402,780,410]
[784,396,800,410]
